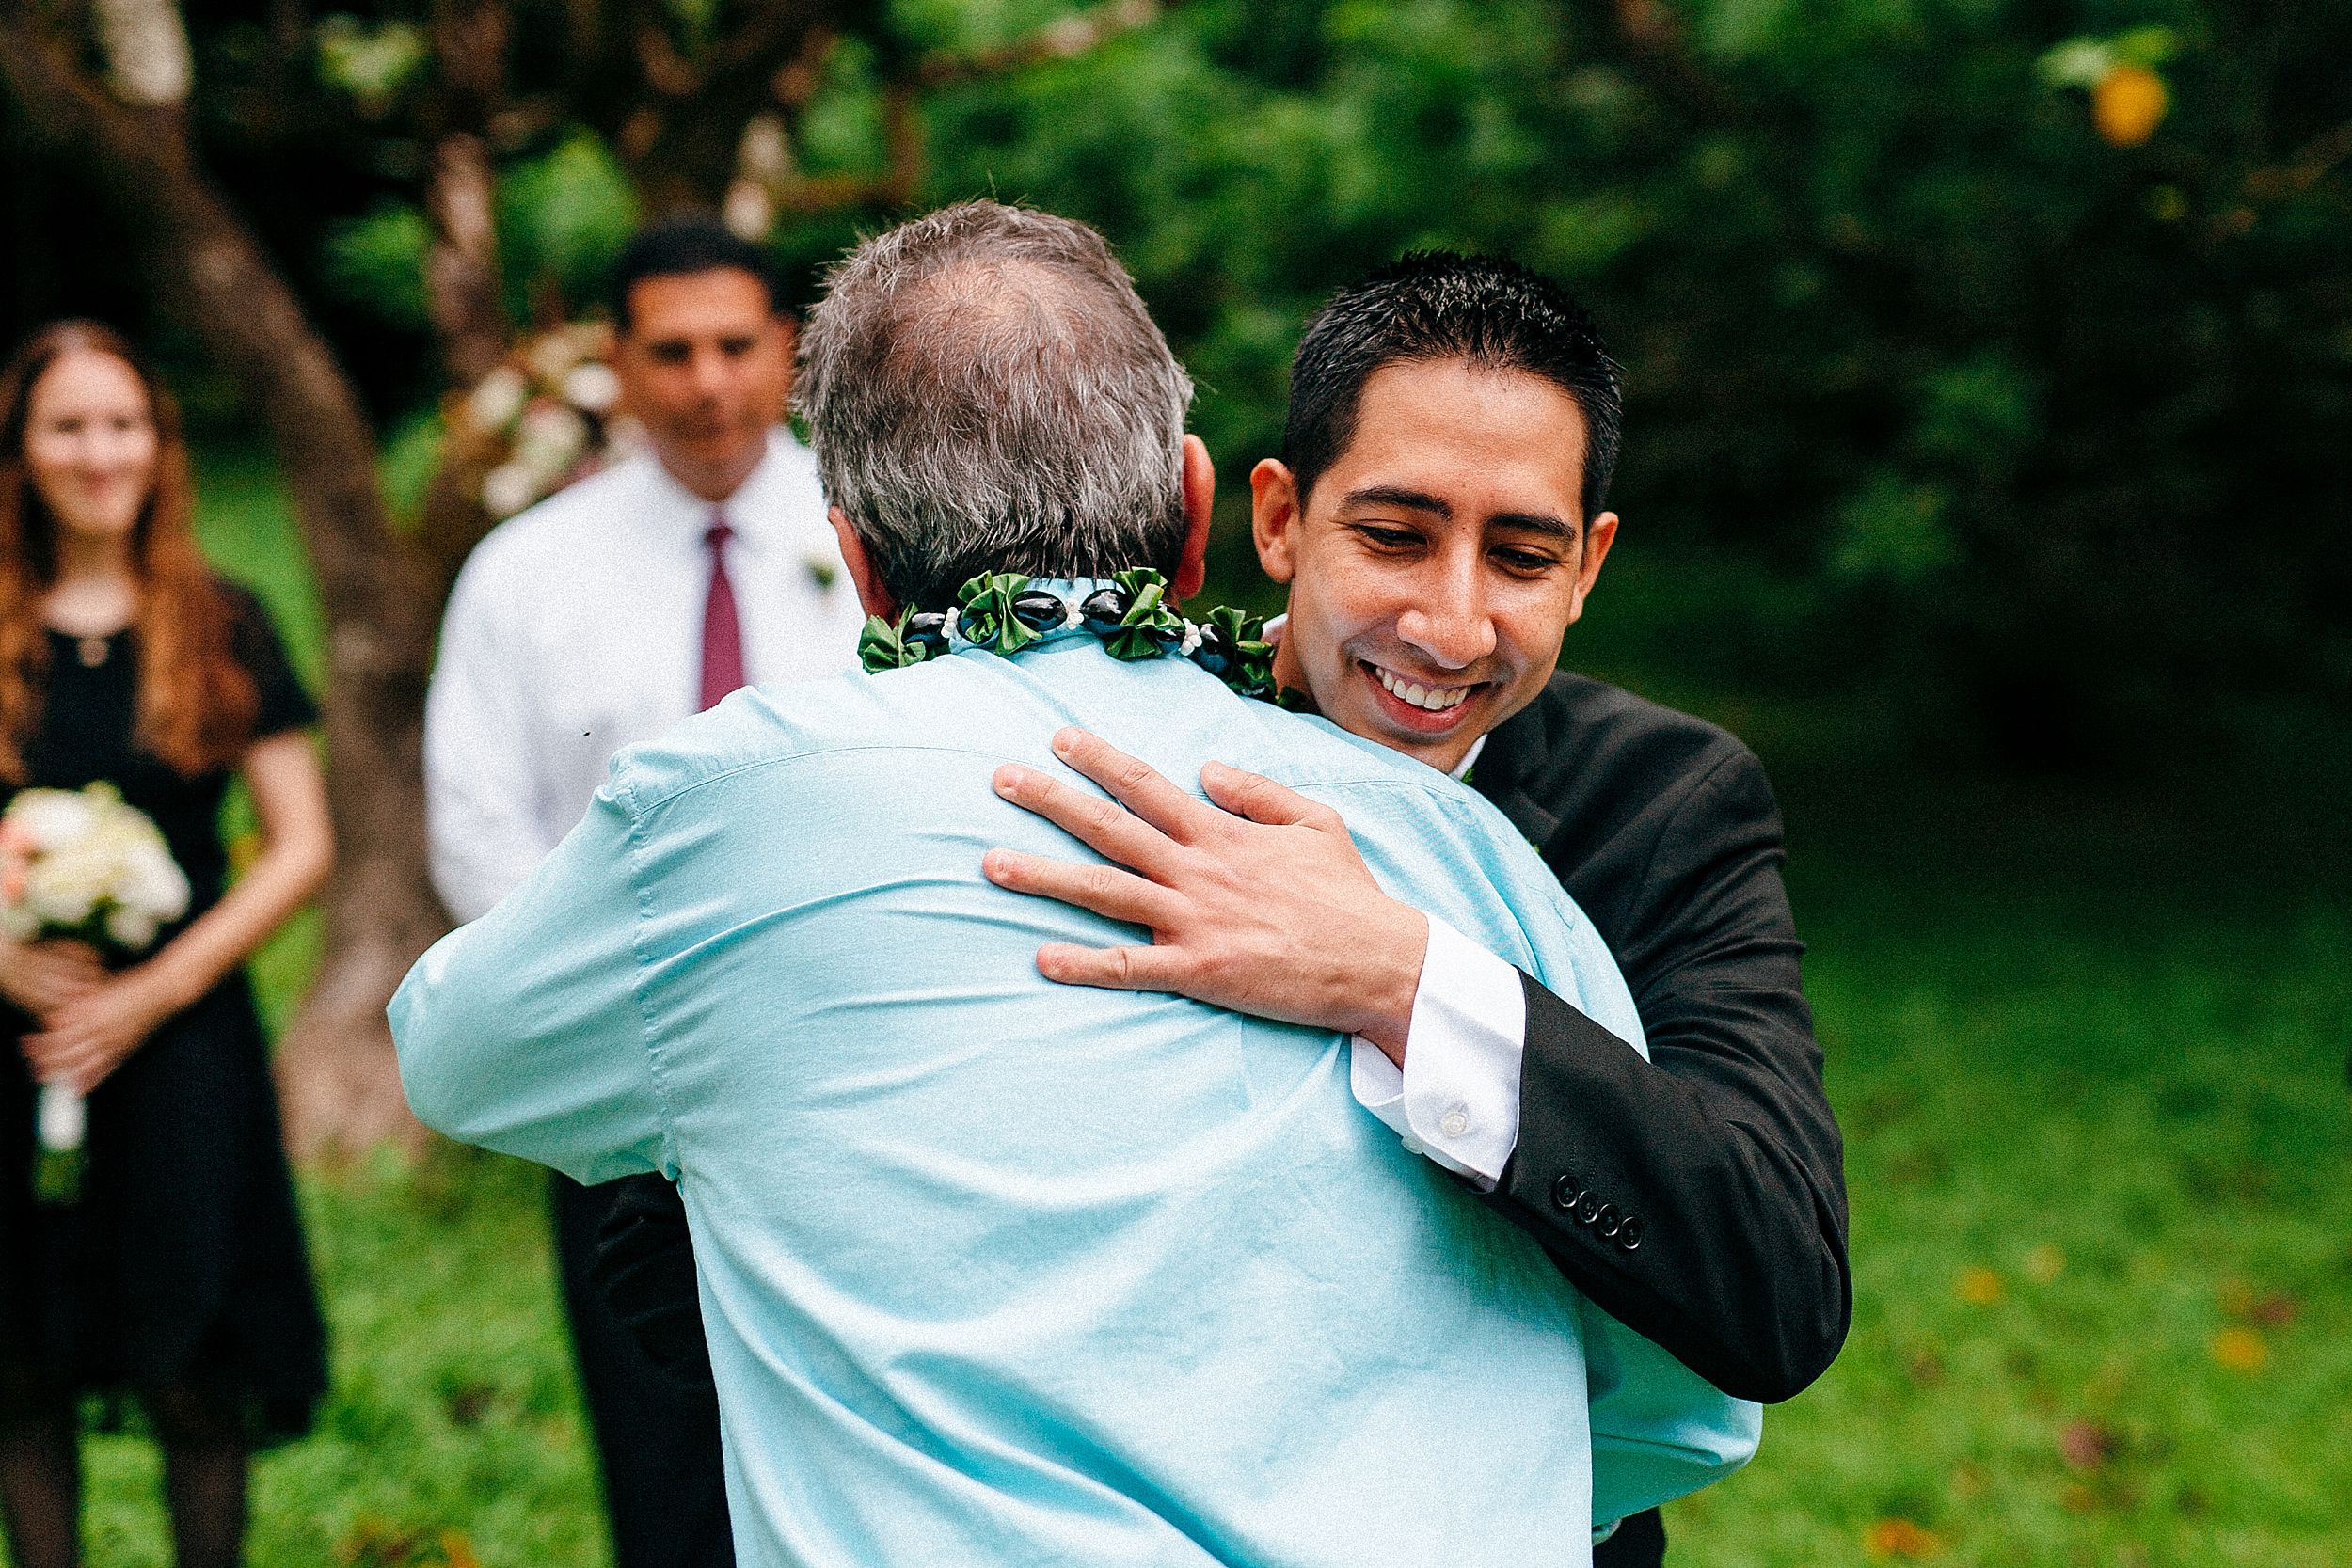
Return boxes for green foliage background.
[8,4,2352,1562]
[292,0,2352,768]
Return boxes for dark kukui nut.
[1078,586,1131,637]
[905,610,951,657]
[1191,623,1235,677]
[1011,590,1069,634]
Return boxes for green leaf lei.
[859,567,1278,703]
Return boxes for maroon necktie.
[699,514,745,711]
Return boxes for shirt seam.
[612,774,687,1177]
[619,737,1505,818]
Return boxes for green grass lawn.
[24,464,2346,1567]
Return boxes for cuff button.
[1550,1174,1581,1212]
[1438,1108,1470,1139]
[1616,1216,1644,1252]
[1575,1193,1602,1226]
[1596,1203,1622,1239]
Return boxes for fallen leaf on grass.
[1956,1265,2004,1305]
[440,1378,497,1428]
[1865,1516,1947,1559]
[2058,1418,2119,1470]
[335,1515,478,1568]
[2209,1326,2267,1371]
[2250,1291,2298,1326]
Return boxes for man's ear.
[831,507,896,621]
[1564,510,1619,627]
[1172,434,1215,601]
[1249,459,1302,587]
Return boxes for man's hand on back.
[983,727,1429,1063]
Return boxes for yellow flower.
[2093,65,2169,148]
[2210,1326,2267,1372]
[1866,1517,1947,1559]
[1956,1265,2005,1306]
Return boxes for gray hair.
[795,201,1194,610]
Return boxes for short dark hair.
[1283,252,1623,524]
[608,218,780,332]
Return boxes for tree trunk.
[423,131,509,387]
[0,12,445,1156]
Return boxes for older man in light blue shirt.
[391,202,1756,1567]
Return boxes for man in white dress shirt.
[423,217,864,1568]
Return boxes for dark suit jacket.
[592,670,1851,1559]
[1470,671,1851,1407]
[1479,673,1849,1568]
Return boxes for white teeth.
[1374,665,1470,712]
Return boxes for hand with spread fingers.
[983,725,1430,1062]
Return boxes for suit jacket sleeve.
[1495,747,1851,1404]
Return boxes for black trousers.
[551,1173,734,1568]
[1595,1507,1666,1567]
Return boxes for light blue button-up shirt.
[391,625,1758,1568]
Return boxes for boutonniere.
[805,553,840,593]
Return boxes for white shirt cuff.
[1348,915,1528,1189]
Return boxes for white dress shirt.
[1350,732,1578,1190]
[426,432,866,922]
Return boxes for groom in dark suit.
[598,252,1847,1565]
[978,253,1849,1565]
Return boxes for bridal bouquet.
[1,782,189,1202]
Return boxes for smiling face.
[1255,357,1617,773]
[614,267,793,502]
[22,347,159,551]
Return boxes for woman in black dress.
[0,322,332,1568]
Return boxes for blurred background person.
[422,216,863,1568]
[0,322,332,1568]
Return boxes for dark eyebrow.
[1343,485,1452,518]
[1489,511,1579,542]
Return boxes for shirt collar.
[644,429,794,536]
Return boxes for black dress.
[0,582,328,1445]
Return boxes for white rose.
[105,903,160,951]
[563,361,620,415]
[110,838,190,925]
[24,839,108,927]
[482,461,538,518]
[525,329,588,384]
[515,402,588,475]
[6,788,99,851]
[467,366,530,432]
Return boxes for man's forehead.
[1321,360,1591,531]
[1356,357,1587,447]
[624,268,778,337]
